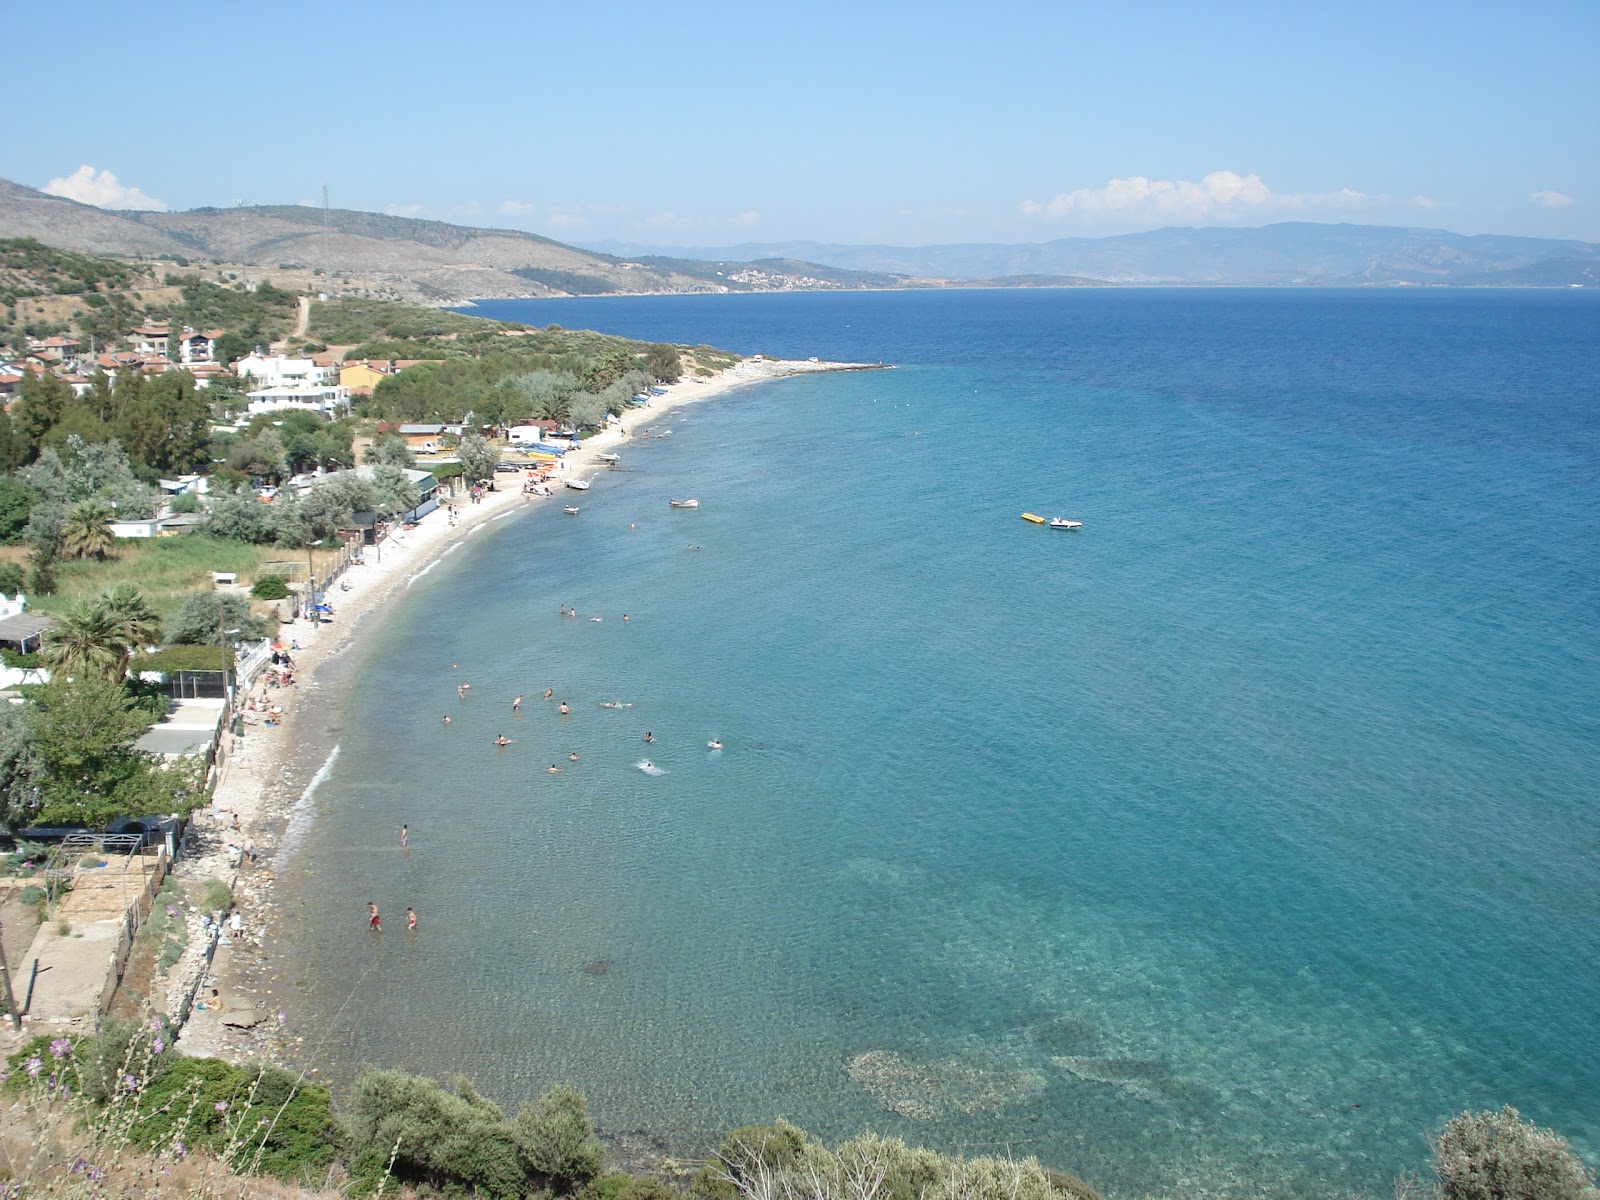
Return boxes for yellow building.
[339,361,390,395]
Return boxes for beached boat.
[1021,512,1046,524]
[564,478,591,491]
[596,453,620,465]
[563,504,580,516]
[1049,517,1083,530]
[669,498,700,509]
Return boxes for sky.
[5,0,1597,249]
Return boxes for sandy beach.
[169,356,882,1066]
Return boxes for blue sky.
[6,0,1596,247]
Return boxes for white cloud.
[499,200,538,217]
[42,165,166,211]
[731,210,759,227]
[544,213,588,230]
[1411,195,1441,209]
[1020,170,1384,224]
[384,202,429,218]
[1529,189,1574,208]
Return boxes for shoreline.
[170,355,884,1066]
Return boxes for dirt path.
[293,295,311,339]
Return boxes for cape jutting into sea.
[278,288,1599,1199]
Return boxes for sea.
[277,288,1599,1199]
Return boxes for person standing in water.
[406,908,418,932]
[400,824,408,849]
[513,694,524,713]
[368,902,381,931]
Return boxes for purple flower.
[214,1100,228,1113]
[24,1056,42,1078]
[172,1141,187,1160]
[49,1038,72,1059]
[123,1074,139,1093]
[149,1017,164,1031]
[151,1037,165,1054]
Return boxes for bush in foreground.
[1432,1106,1599,1200]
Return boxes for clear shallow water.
[282,290,1599,1198]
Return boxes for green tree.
[17,436,157,548]
[13,371,73,458]
[213,331,252,366]
[115,369,211,474]
[99,584,163,679]
[457,432,501,483]
[201,488,277,544]
[0,410,28,470]
[644,343,682,383]
[368,464,420,517]
[57,498,116,560]
[1433,1106,1599,1200]
[164,590,263,647]
[0,474,37,542]
[24,676,173,827]
[363,433,415,467]
[513,1083,606,1194]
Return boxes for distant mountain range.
[591,224,1600,287]
[2,177,1595,299]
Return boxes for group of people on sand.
[367,826,421,932]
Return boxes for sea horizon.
[279,288,1599,1199]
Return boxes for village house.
[234,353,328,390]
[339,360,391,395]
[128,323,170,356]
[177,327,225,364]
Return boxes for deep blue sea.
[281,289,1599,1198]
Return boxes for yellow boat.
[1021,512,1046,524]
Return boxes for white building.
[245,384,350,418]
[235,353,329,390]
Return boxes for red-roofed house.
[178,327,224,364]
[128,324,171,356]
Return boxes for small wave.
[599,701,632,709]
[276,743,341,863]
[635,760,666,776]
[406,559,442,589]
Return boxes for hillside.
[0,179,908,304]
[595,223,1600,286]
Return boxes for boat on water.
[1021,512,1046,524]
[563,505,580,516]
[669,498,700,509]
[596,453,620,465]
[565,478,591,491]
[1049,517,1083,530]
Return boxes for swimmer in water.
[494,735,511,747]
[547,764,561,774]
[569,752,579,761]
[708,740,723,750]
[643,731,654,743]
[544,688,554,700]
[442,715,451,725]
[559,701,570,715]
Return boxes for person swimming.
[494,735,511,746]
[547,764,561,773]
[707,740,723,750]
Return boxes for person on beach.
[400,825,409,848]
[368,902,381,931]
[229,911,243,939]
[243,837,256,864]
[513,694,523,713]
[407,908,418,931]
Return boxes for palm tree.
[58,499,116,561]
[41,598,123,683]
[99,585,162,681]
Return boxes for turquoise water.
[281,290,1599,1198]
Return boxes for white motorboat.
[1049,517,1083,530]
[563,504,580,516]
[565,477,591,491]
[669,497,700,509]
[596,453,620,465]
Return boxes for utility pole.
[0,919,21,1031]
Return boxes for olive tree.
[457,433,500,483]
[1433,1107,1599,1200]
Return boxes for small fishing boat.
[597,453,621,466]
[1049,517,1083,530]
[565,477,591,491]
[1021,512,1046,524]
[563,504,580,516]
[669,498,700,509]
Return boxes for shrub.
[1433,1106,1599,1200]
[201,879,233,913]
[0,560,26,593]
[251,574,290,600]
[18,885,44,905]
[514,1082,605,1193]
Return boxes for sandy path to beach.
[171,356,881,1062]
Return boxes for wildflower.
[149,1016,164,1031]
[24,1056,42,1078]
[123,1073,140,1093]
[49,1038,72,1059]
[172,1140,187,1160]
[214,1100,228,1113]
[151,1036,166,1054]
